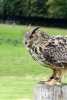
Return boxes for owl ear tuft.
[27,24,31,31]
[32,27,40,35]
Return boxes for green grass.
[0,24,25,39]
[0,76,39,100]
[0,24,67,99]
[0,44,51,77]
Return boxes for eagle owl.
[24,27,67,85]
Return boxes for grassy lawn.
[0,76,39,100]
[0,24,67,99]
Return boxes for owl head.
[24,27,51,50]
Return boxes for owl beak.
[24,41,27,45]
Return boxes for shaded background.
[0,0,67,27]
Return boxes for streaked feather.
[24,27,67,69]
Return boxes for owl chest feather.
[28,44,55,68]
[28,43,67,69]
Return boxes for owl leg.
[46,69,57,82]
[56,69,64,82]
[45,69,64,86]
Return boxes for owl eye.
[29,35,34,39]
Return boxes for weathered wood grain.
[34,82,67,100]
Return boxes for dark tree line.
[0,0,67,26]
[0,0,67,19]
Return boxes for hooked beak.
[23,39,30,47]
[24,41,27,45]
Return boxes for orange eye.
[30,35,34,39]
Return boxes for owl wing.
[43,37,67,68]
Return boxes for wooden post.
[34,82,67,100]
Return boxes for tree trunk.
[34,82,67,100]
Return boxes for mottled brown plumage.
[24,27,67,85]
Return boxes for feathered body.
[24,27,67,85]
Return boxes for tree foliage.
[46,0,67,18]
[0,0,67,19]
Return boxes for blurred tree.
[0,0,67,19]
[46,0,67,18]
[27,0,47,17]
[0,0,3,16]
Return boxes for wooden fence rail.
[34,82,67,100]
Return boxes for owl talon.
[45,79,61,86]
[46,76,54,82]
